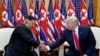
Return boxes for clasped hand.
[39,44,48,52]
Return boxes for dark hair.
[25,15,36,21]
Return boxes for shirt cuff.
[83,54,88,56]
[46,46,50,51]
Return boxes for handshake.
[39,44,49,52]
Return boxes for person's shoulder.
[16,24,24,28]
[15,24,25,30]
[79,26,91,31]
[79,25,90,29]
[63,28,71,33]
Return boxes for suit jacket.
[4,24,39,56]
[49,26,97,56]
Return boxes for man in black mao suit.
[4,16,43,56]
[44,17,98,56]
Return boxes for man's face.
[66,21,76,30]
[26,20,36,29]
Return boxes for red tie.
[73,31,82,56]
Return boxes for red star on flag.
[17,12,20,18]
[55,12,59,17]
[3,13,7,19]
[80,0,88,26]
[40,12,45,17]
[68,11,73,17]
[81,11,86,17]
[67,0,76,17]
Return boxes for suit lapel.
[68,30,76,48]
[78,26,83,47]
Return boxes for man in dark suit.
[43,17,98,56]
[4,16,43,56]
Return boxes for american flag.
[48,0,57,42]
[80,0,88,26]
[72,0,75,5]
[34,0,41,42]
[88,0,94,25]
[2,0,8,27]
[48,0,54,21]
[40,0,49,43]
[60,0,67,32]
[42,0,45,5]
[75,0,80,21]
[22,0,28,18]
[35,0,40,20]
[67,0,76,18]
[29,0,39,41]
[15,0,24,25]
[29,0,35,17]
[7,0,16,27]
[53,0,62,38]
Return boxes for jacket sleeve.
[85,27,96,55]
[49,31,66,50]
[15,27,40,48]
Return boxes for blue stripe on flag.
[61,0,67,19]
[48,0,59,40]
[40,28,48,43]
[35,0,40,19]
[22,0,28,17]
[8,0,16,26]
[75,0,80,21]
[88,0,94,24]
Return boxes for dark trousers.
[4,45,38,56]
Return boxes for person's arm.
[84,27,96,55]
[15,27,40,48]
[48,31,66,51]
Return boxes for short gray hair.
[65,17,80,25]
